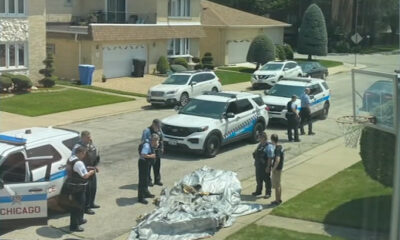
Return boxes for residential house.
[0,0,46,83]
[46,0,289,82]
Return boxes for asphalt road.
[1,53,398,240]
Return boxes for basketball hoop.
[336,116,374,148]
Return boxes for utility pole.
[354,0,359,67]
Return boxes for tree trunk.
[308,54,312,60]
[256,62,260,70]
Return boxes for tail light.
[217,77,221,83]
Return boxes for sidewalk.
[113,137,360,240]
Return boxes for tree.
[39,54,56,88]
[297,4,328,60]
[246,34,275,69]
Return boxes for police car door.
[309,84,324,113]
[0,151,49,227]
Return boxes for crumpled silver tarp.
[128,166,262,240]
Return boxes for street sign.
[351,33,363,44]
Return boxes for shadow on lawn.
[323,195,392,239]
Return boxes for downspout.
[75,33,81,64]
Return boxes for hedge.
[172,58,188,68]
[157,56,170,74]
[11,74,32,92]
[0,76,12,92]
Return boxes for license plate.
[169,140,177,146]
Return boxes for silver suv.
[161,91,269,157]
[147,71,222,106]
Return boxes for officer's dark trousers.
[138,158,149,200]
[85,174,97,209]
[300,108,313,134]
[70,191,85,229]
[148,152,162,184]
[255,162,271,195]
[287,115,299,141]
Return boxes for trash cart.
[79,64,95,85]
[132,59,146,77]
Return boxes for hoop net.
[336,116,370,148]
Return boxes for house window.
[0,42,27,69]
[0,0,25,16]
[46,44,56,56]
[168,0,190,17]
[168,38,190,56]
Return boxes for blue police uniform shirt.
[300,93,311,108]
[264,143,275,158]
[140,142,153,158]
[141,127,163,143]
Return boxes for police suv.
[263,77,331,121]
[161,91,269,157]
[0,127,79,227]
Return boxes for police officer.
[252,132,269,197]
[73,131,100,215]
[300,88,315,135]
[66,146,95,232]
[141,119,164,186]
[138,133,159,204]
[286,95,300,142]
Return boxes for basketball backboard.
[351,69,398,134]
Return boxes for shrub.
[157,56,170,74]
[360,126,395,187]
[0,76,12,92]
[201,52,214,70]
[11,74,32,92]
[39,76,57,88]
[172,58,188,68]
[170,64,187,73]
[334,40,351,53]
[192,57,200,63]
[297,4,328,60]
[247,34,275,69]
[1,72,15,79]
[102,74,107,82]
[194,64,203,70]
[275,45,286,61]
[284,44,294,59]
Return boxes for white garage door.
[227,40,251,64]
[103,44,147,78]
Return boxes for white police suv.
[0,127,79,227]
[161,91,269,157]
[262,77,330,122]
[251,61,303,89]
[147,71,222,106]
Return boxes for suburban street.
[1,53,398,240]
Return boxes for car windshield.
[368,81,392,93]
[260,63,283,71]
[163,75,190,85]
[179,99,227,119]
[299,62,316,72]
[268,84,306,98]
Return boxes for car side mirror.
[284,68,289,71]
[190,81,197,86]
[0,179,4,189]
[226,112,235,118]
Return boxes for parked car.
[251,61,303,89]
[147,71,222,107]
[161,91,269,157]
[0,127,79,228]
[262,77,331,122]
[360,80,393,112]
[298,61,328,79]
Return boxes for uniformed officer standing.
[66,146,95,232]
[141,119,164,186]
[138,133,159,204]
[73,131,100,215]
[252,132,269,197]
[286,95,300,142]
[300,88,315,135]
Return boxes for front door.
[107,0,126,23]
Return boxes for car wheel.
[320,102,330,119]
[298,73,302,77]
[180,93,189,106]
[211,87,218,92]
[250,122,265,143]
[204,134,221,158]
[278,76,283,81]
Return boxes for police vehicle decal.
[297,95,330,111]
[37,170,67,182]
[0,194,47,203]
[223,115,258,141]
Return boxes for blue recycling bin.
[78,64,95,85]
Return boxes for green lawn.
[215,70,251,85]
[226,225,345,240]
[56,80,147,97]
[0,89,134,116]
[294,58,343,68]
[217,66,256,74]
[272,162,392,232]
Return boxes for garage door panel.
[227,41,251,64]
[103,44,147,78]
